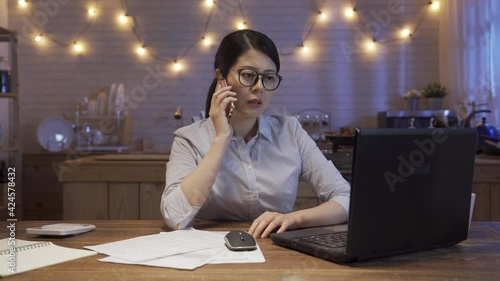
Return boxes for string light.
[118,14,129,24]
[430,1,440,11]
[318,11,327,21]
[73,41,84,53]
[172,60,183,72]
[27,1,435,68]
[136,45,146,56]
[401,28,412,38]
[18,0,28,8]
[344,7,355,18]
[301,44,309,53]
[34,34,43,43]
[366,40,376,51]
[205,0,214,7]
[202,36,212,46]
[237,21,247,30]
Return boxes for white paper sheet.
[85,228,222,262]
[100,247,227,270]
[85,228,265,270]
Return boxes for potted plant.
[422,82,448,110]
[402,89,422,110]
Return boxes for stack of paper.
[85,228,265,270]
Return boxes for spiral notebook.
[0,238,97,277]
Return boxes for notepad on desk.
[0,238,97,277]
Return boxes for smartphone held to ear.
[219,78,234,123]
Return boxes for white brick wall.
[7,0,440,153]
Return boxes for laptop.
[271,128,477,263]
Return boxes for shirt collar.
[206,116,274,143]
[256,116,274,143]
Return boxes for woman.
[161,29,350,238]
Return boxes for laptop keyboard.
[299,231,347,249]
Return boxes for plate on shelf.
[37,117,74,152]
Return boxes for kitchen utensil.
[37,117,74,152]
[484,139,500,148]
[97,91,108,116]
[88,99,97,116]
[115,83,125,111]
[479,134,500,155]
[475,117,499,149]
[108,83,117,115]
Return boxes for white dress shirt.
[161,115,350,228]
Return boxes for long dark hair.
[204,29,280,118]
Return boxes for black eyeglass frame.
[230,69,283,91]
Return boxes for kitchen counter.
[58,154,500,221]
[57,153,169,183]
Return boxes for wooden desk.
[2,221,500,281]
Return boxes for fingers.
[248,212,292,238]
[210,85,236,119]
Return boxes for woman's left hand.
[248,211,302,238]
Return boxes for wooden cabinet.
[58,154,320,220]
[58,155,500,221]
[471,157,500,221]
[59,155,168,220]
[22,154,67,220]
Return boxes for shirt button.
[246,165,252,170]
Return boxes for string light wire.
[23,1,439,62]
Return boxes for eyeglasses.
[230,69,283,91]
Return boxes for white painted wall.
[7,0,441,153]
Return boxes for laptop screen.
[347,128,477,260]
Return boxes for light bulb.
[237,21,247,30]
[88,8,96,16]
[318,11,327,21]
[73,42,83,53]
[18,0,28,8]
[366,40,376,50]
[301,44,309,53]
[205,0,214,7]
[202,36,211,46]
[173,61,182,71]
[35,34,43,42]
[401,28,412,38]
[345,8,355,18]
[430,1,440,11]
[119,14,128,24]
[137,46,146,56]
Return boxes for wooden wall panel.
[109,183,139,220]
[63,182,108,220]
[490,183,500,221]
[472,183,491,221]
[139,183,164,220]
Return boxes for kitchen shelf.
[78,115,122,120]
[0,93,18,98]
[0,27,22,219]
[0,147,21,152]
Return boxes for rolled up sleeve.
[160,183,201,229]
[160,136,202,229]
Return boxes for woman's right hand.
[209,79,237,138]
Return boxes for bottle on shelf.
[0,160,7,183]
[0,56,11,93]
